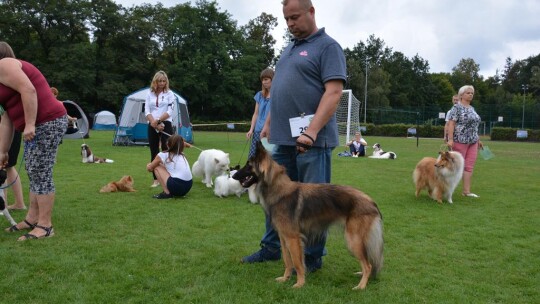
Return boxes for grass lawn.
[1,131,539,303]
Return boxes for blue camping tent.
[93,110,117,130]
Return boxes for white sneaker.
[150,181,160,188]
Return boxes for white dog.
[192,149,230,188]
[214,170,246,198]
[369,143,397,159]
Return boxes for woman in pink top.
[0,41,67,241]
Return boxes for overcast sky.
[115,0,540,78]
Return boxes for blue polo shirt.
[269,28,347,148]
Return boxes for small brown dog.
[100,175,136,193]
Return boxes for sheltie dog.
[81,144,114,163]
[233,141,384,289]
[99,175,136,193]
[0,169,17,226]
[413,151,464,204]
[369,143,397,159]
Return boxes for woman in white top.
[346,131,368,157]
[145,71,176,187]
[146,134,193,199]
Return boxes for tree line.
[1,0,538,128]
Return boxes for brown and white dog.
[81,144,114,163]
[99,175,136,193]
[413,151,464,204]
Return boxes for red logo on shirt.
[299,50,308,56]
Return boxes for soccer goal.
[336,89,363,145]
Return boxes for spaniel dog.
[81,144,114,163]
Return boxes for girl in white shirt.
[145,71,176,187]
[146,134,193,199]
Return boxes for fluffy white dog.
[214,170,246,198]
[192,149,230,188]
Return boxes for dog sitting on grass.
[81,144,114,163]
[99,175,136,193]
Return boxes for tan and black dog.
[233,141,384,290]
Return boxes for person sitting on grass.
[346,131,367,157]
[146,134,193,199]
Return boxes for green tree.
[429,73,455,110]
[450,57,483,89]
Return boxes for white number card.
[289,114,314,137]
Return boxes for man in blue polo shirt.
[241,0,347,273]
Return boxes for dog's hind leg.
[414,182,422,198]
[432,188,443,204]
[2,209,17,226]
[1,198,17,226]
[345,218,372,290]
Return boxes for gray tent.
[63,100,89,139]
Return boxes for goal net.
[336,89,363,146]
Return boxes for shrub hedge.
[191,121,539,142]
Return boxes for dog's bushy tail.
[191,160,202,177]
[367,216,384,278]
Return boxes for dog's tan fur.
[233,142,384,289]
[413,151,464,204]
[100,175,136,193]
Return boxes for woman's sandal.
[462,193,480,198]
[17,225,54,241]
[5,220,37,232]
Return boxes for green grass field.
[1,131,539,303]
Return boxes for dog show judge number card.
[289,114,314,137]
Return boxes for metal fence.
[367,102,540,134]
